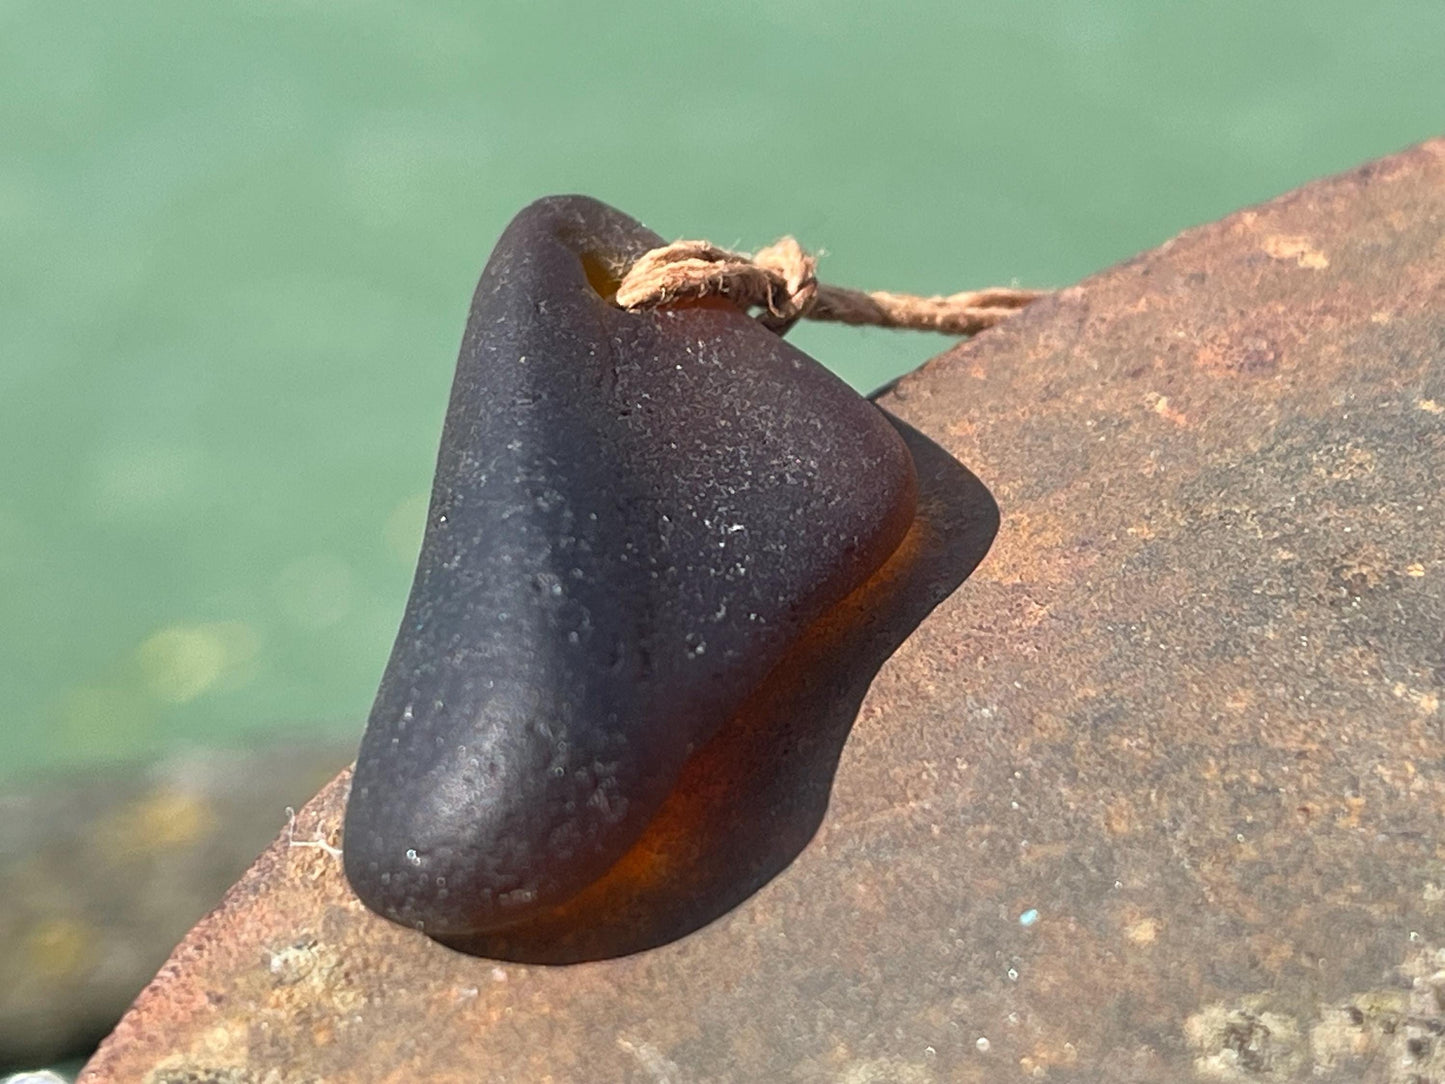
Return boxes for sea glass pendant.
[343,196,916,935]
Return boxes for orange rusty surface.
[83,139,1445,1083]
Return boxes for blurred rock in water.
[0,739,355,1070]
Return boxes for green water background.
[2,1,1441,781]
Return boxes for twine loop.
[615,236,1044,336]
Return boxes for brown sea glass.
[342,196,917,936]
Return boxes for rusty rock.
[81,139,1445,1083]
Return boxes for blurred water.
[1,1,1440,779]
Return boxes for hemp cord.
[614,236,1045,336]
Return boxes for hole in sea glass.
[579,252,622,301]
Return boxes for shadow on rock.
[442,417,996,963]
